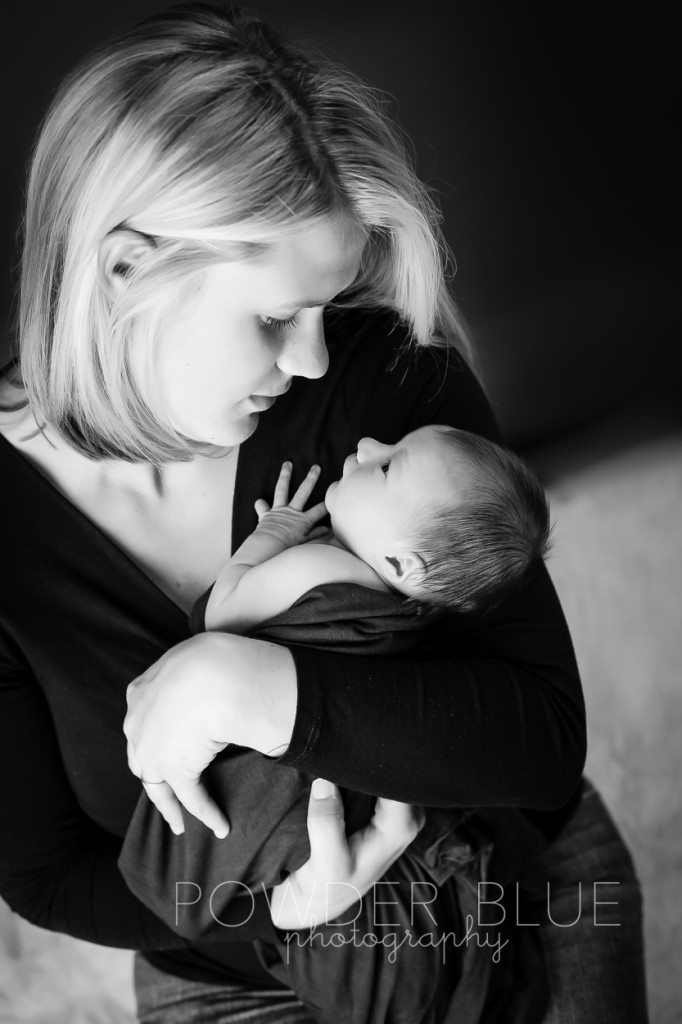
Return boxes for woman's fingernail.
[312,778,334,799]
[172,826,184,836]
[214,825,230,839]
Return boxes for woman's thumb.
[307,778,349,873]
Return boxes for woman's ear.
[97,229,156,298]
[384,551,426,586]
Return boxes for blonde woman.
[0,4,647,1022]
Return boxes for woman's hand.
[124,632,297,837]
[269,779,425,929]
[124,634,233,837]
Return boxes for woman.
[0,3,647,1022]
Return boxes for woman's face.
[154,216,364,446]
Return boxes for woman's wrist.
[200,631,298,755]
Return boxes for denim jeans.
[134,955,316,1024]
[134,779,649,1023]
[532,779,649,1024]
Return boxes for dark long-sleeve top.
[0,308,586,986]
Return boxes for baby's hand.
[253,462,328,549]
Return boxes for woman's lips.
[247,383,292,411]
[248,394,277,411]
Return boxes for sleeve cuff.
[268,645,323,769]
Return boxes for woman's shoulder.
[0,382,59,493]
[0,380,78,535]
[0,382,38,492]
[0,378,34,443]
[326,307,498,442]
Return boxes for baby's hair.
[410,427,552,614]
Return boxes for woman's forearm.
[284,647,585,809]
[274,561,587,810]
[128,559,585,814]
[202,563,585,809]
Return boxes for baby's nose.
[356,437,392,463]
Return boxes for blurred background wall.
[1,0,680,445]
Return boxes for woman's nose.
[356,437,391,463]
[276,311,329,380]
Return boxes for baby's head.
[325,425,551,614]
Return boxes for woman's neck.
[0,386,241,613]
[0,389,233,503]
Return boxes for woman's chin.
[229,410,261,444]
[182,411,261,448]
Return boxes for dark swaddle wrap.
[120,583,547,1024]
[247,579,427,654]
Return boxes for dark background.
[2,0,680,445]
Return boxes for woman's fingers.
[269,783,424,929]
[130,740,232,839]
[171,777,230,839]
[306,778,350,876]
[369,796,425,838]
[305,785,422,885]
[269,778,350,929]
[123,635,235,837]
[254,498,270,519]
[134,763,231,839]
[346,797,423,891]
[141,780,186,836]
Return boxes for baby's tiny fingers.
[272,461,293,508]
[290,464,321,510]
[308,524,331,541]
[305,501,328,524]
[254,498,271,520]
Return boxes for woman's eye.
[260,313,299,331]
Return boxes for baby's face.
[325,425,468,577]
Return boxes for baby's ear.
[384,551,426,586]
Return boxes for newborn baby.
[205,423,551,633]
[121,424,551,1024]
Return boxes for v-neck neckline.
[0,429,242,625]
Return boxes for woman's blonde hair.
[14,2,474,462]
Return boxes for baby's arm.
[205,462,385,635]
